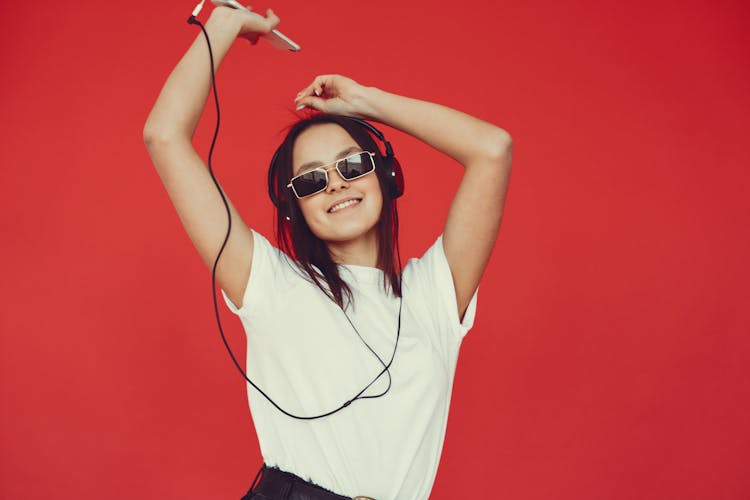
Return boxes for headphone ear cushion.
[382,155,404,199]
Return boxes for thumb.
[296,96,328,112]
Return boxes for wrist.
[205,6,244,38]
[356,86,385,122]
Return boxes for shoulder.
[403,235,448,280]
[249,230,300,273]
[221,230,306,316]
[403,235,479,340]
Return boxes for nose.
[325,166,350,193]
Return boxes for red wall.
[1,0,749,498]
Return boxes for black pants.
[241,464,353,500]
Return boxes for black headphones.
[267,117,404,212]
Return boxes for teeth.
[330,199,360,213]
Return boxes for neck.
[327,229,379,268]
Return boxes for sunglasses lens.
[290,153,375,198]
[292,170,327,197]
[338,153,374,179]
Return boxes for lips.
[328,197,362,213]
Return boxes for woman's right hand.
[212,5,280,45]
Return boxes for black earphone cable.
[187,15,399,420]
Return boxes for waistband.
[241,464,375,500]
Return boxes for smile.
[328,198,361,213]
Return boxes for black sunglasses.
[287,151,376,199]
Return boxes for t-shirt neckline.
[337,263,383,284]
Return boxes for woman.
[144,5,512,500]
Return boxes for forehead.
[292,123,360,174]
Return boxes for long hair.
[269,114,402,308]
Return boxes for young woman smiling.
[144,5,512,500]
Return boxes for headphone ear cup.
[382,155,404,199]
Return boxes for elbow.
[142,119,162,152]
[143,121,182,154]
[142,124,156,151]
[486,128,513,164]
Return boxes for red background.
[1,0,749,498]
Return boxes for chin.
[305,206,380,242]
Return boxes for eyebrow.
[294,146,362,176]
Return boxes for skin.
[144,6,513,320]
[291,123,383,266]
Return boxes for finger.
[294,87,311,102]
[296,74,335,101]
[312,75,327,96]
[266,8,280,29]
[295,82,320,102]
[313,74,339,97]
[296,96,327,112]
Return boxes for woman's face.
[291,123,383,245]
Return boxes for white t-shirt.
[221,230,478,500]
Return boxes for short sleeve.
[404,235,479,343]
[220,230,297,318]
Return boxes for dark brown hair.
[269,114,402,308]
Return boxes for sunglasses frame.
[287,151,377,199]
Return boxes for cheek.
[298,198,322,225]
[368,180,384,212]
[297,198,336,236]
[371,188,384,214]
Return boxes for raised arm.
[143,7,279,309]
[295,75,513,320]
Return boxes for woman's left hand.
[294,75,375,119]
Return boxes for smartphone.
[210,0,301,51]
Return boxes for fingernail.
[296,104,306,111]
[314,89,320,96]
